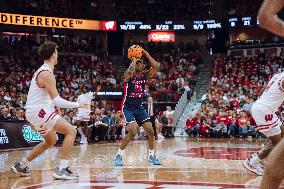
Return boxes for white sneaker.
[11,162,31,177]
[243,159,264,176]
[80,137,88,144]
[53,167,79,180]
[80,139,85,144]
[250,152,265,169]
[158,133,165,139]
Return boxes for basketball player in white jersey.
[11,41,89,180]
[76,85,100,144]
[257,0,284,188]
[243,72,284,176]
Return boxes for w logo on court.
[265,114,273,122]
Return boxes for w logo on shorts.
[265,114,273,122]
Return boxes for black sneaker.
[11,162,31,177]
[52,167,79,180]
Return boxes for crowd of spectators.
[0,0,107,20]
[0,36,120,121]
[186,53,284,138]
[0,35,105,55]
[0,36,189,143]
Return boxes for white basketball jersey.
[256,72,284,111]
[25,64,54,110]
[77,92,94,115]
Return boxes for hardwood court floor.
[0,137,284,189]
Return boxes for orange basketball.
[127,45,143,60]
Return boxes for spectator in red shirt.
[214,111,229,137]
[199,119,211,138]
[237,111,256,137]
[185,114,200,137]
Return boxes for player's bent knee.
[44,131,57,147]
[127,123,138,136]
[143,121,152,128]
[71,126,77,136]
[143,121,154,135]
[128,128,137,136]
[67,125,77,136]
[46,138,57,147]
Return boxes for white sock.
[250,154,260,165]
[149,149,155,157]
[117,148,125,156]
[77,127,85,138]
[59,159,69,170]
[20,158,30,168]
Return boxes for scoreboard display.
[228,16,259,28]
[119,21,188,31]
[193,20,222,30]
[118,17,260,31]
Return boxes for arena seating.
[186,53,284,138]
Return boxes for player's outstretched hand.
[79,103,90,109]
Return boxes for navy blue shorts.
[122,105,150,125]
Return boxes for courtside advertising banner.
[0,12,114,31]
[96,88,124,100]
[0,121,43,150]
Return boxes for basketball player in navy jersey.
[257,0,284,188]
[114,47,161,166]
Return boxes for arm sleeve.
[52,96,79,109]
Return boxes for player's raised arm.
[258,0,284,37]
[124,58,138,82]
[143,49,159,79]
[38,71,89,109]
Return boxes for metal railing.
[173,91,189,130]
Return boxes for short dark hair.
[38,41,58,60]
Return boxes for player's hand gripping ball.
[128,45,143,60]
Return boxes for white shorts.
[251,102,282,137]
[25,107,60,135]
[76,111,90,121]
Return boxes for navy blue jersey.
[122,74,147,107]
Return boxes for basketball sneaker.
[243,159,264,176]
[11,162,31,177]
[248,152,266,169]
[149,154,161,165]
[80,137,88,144]
[52,167,79,180]
[114,154,123,166]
